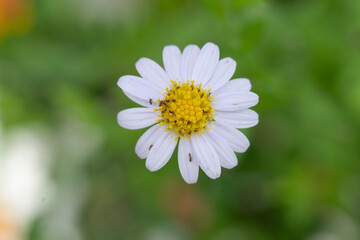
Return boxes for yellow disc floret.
[155,80,214,138]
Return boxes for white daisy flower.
[117,42,259,184]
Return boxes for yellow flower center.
[155,80,214,138]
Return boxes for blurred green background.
[1,0,360,239]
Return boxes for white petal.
[122,92,151,108]
[207,130,238,169]
[136,57,170,90]
[180,44,200,82]
[214,78,252,95]
[135,124,166,159]
[146,132,178,171]
[212,123,250,153]
[118,75,161,107]
[205,57,236,92]
[178,138,199,184]
[117,108,157,130]
[192,42,219,85]
[213,91,259,111]
[191,134,221,179]
[163,45,181,81]
[215,109,259,128]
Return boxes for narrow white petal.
[118,75,161,107]
[212,123,250,153]
[214,78,252,95]
[213,91,259,111]
[146,132,178,172]
[117,108,157,130]
[192,42,219,85]
[136,57,170,90]
[122,92,151,108]
[205,57,236,92]
[191,134,221,179]
[178,138,199,184]
[135,124,166,159]
[163,45,181,81]
[207,130,238,169]
[215,109,259,128]
[180,44,200,82]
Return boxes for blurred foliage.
[1,0,360,239]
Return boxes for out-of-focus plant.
[0,0,32,42]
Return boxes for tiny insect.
[149,99,153,105]
[149,144,153,150]
[159,100,169,108]
[169,110,176,116]
[188,153,192,162]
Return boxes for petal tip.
[184,178,198,184]
[204,42,219,48]
[117,75,126,88]
[146,163,157,172]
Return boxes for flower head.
[117,42,259,183]
[156,80,214,138]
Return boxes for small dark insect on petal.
[149,99,153,105]
[149,144,153,150]
[188,153,192,162]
